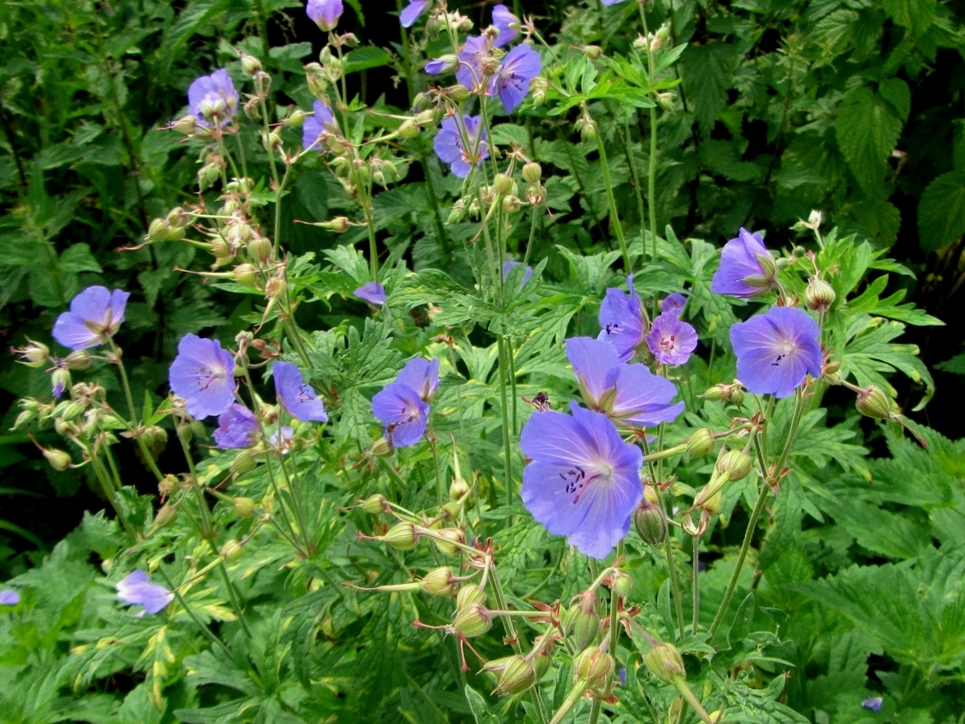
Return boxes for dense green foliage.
[1,0,965,723]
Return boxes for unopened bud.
[153,504,178,528]
[633,501,667,546]
[573,647,614,686]
[717,449,751,480]
[240,54,263,77]
[856,385,893,420]
[432,528,465,556]
[14,340,49,367]
[565,593,600,650]
[448,84,470,103]
[686,428,715,457]
[220,539,244,561]
[266,277,287,299]
[493,173,514,196]
[452,602,492,637]
[486,655,537,696]
[644,642,686,683]
[582,45,603,60]
[806,277,836,310]
[383,521,418,550]
[233,263,257,286]
[248,237,272,264]
[63,350,91,370]
[147,218,168,242]
[231,450,257,476]
[285,109,309,128]
[233,497,256,518]
[456,584,486,609]
[611,570,632,600]
[172,115,197,135]
[502,195,522,213]
[420,567,456,596]
[522,162,542,184]
[320,216,350,233]
[371,437,393,457]
[43,448,71,471]
[699,490,723,516]
[397,119,420,139]
[158,474,180,497]
[361,494,387,515]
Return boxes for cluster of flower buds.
[145,207,194,245]
[701,381,745,406]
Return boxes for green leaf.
[835,85,903,194]
[343,46,391,74]
[917,170,965,251]
[881,0,936,37]
[59,243,102,274]
[681,42,736,134]
[463,685,499,724]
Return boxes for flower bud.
[320,216,350,233]
[305,63,327,97]
[633,501,667,546]
[231,450,257,476]
[522,162,542,184]
[432,527,465,555]
[158,474,180,497]
[686,428,715,458]
[147,218,168,242]
[581,45,603,60]
[233,263,257,286]
[153,504,178,528]
[486,655,537,696]
[572,647,614,686]
[493,173,514,196]
[452,602,492,638]
[456,584,486,609]
[501,195,522,214]
[172,115,197,135]
[248,237,272,264]
[448,84,470,102]
[806,277,836,311]
[717,449,751,481]
[14,340,49,367]
[449,476,470,501]
[699,491,723,516]
[383,521,418,550]
[361,494,387,515]
[63,350,91,370]
[220,539,244,561]
[240,53,263,77]
[533,637,556,679]
[856,385,893,420]
[371,437,393,457]
[43,448,71,471]
[266,277,287,299]
[564,592,600,651]
[611,570,632,600]
[644,642,686,683]
[397,119,420,139]
[420,567,456,596]
[233,497,256,518]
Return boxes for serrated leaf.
[918,170,965,251]
[881,0,936,36]
[835,86,903,194]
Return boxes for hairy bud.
[572,647,614,686]
[717,449,751,481]
[233,497,256,518]
[452,602,492,638]
[383,522,418,550]
[220,539,244,561]
[522,162,542,184]
[633,501,667,546]
[231,451,257,476]
[686,428,715,457]
[43,448,71,471]
[486,655,537,696]
[644,642,686,683]
[456,584,486,609]
[856,385,893,421]
[806,277,836,311]
[153,504,178,529]
[420,567,456,596]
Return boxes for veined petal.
[566,337,619,406]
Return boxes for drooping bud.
[432,527,465,556]
[14,340,49,367]
[220,539,244,561]
[420,567,456,596]
[383,521,418,550]
[266,277,287,299]
[644,642,686,683]
[532,637,556,679]
[448,84,470,102]
[522,162,542,184]
[486,655,537,696]
[43,448,71,472]
[232,263,257,286]
[610,570,632,600]
[564,591,600,651]
[717,449,751,481]
[493,173,514,196]
[856,385,893,421]
[361,494,387,515]
[248,237,272,264]
[686,428,715,458]
[451,602,492,637]
[153,504,178,528]
[805,277,836,311]
[449,476,470,501]
[456,584,486,609]
[240,54,263,77]
[233,497,256,518]
[231,451,257,476]
[572,647,614,687]
[172,115,197,135]
[633,501,667,546]
[63,351,91,370]
[698,490,723,516]
[397,119,420,139]
[158,474,180,497]
[581,45,603,60]
[319,216,350,233]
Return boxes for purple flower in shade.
[566,337,684,427]
[400,0,429,27]
[372,382,430,447]
[116,570,173,616]
[269,425,294,452]
[861,697,883,712]
[503,260,533,288]
[306,0,342,31]
[273,362,328,423]
[396,358,440,402]
[52,286,130,351]
[492,4,519,47]
[434,115,489,178]
[661,293,687,317]
[169,335,236,420]
[598,275,646,363]
[601,0,628,4]
[187,69,239,129]
[0,589,20,605]
[213,404,259,449]
[730,307,822,399]
[455,36,491,90]
[302,100,336,151]
[520,401,643,559]
[646,312,698,367]
[354,282,387,306]
[425,56,453,75]
[489,44,541,113]
[711,228,777,298]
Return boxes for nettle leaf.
[681,42,737,134]
[917,170,965,251]
[881,0,936,37]
[835,85,904,194]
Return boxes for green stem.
[109,339,163,482]
[498,336,514,510]
[429,433,444,506]
[89,447,138,541]
[664,536,686,639]
[588,542,626,724]
[691,533,701,634]
[592,128,631,273]
[672,677,716,724]
[157,568,233,658]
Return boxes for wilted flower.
[434,115,489,178]
[187,69,239,129]
[52,286,129,351]
[395,358,440,402]
[730,307,822,398]
[661,293,687,317]
[169,335,236,419]
[274,361,329,423]
[492,4,519,47]
[490,44,541,113]
[0,589,20,606]
[566,337,684,427]
[116,570,173,616]
[354,282,387,306]
[213,404,259,449]
[302,100,336,151]
[711,228,776,298]
[372,382,430,447]
[520,402,643,559]
[598,275,646,362]
[455,36,491,90]
[400,0,429,27]
[306,0,343,31]
[861,697,883,712]
[503,260,533,288]
[646,312,698,366]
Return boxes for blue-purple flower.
[455,36,491,90]
[661,293,687,317]
[213,404,259,449]
[52,286,129,351]
[520,401,643,559]
[270,425,294,451]
[646,312,698,367]
[395,358,440,402]
[187,69,239,129]
[306,0,342,31]
[116,570,173,616]
[490,44,541,113]
[598,275,646,363]
[861,697,883,712]
[711,228,776,298]
[492,4,519,47]
[302,101,336,151]
[730,307,822,398]
[503,260,533,288]
[434,115,489,178]
[400,0,429,27]
[601,0,628,4]
[425,55,457,75]
[372,382,430,447]
[354,282,387,306]
[169,335,236,419]
[0,589,20,605]
[274,362,328,423]
[566,337,684,427]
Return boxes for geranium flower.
[492,4,519,47]
[302,100,336,151]
[306,0,342,31]
[169,335,236,419]
[861,697,883,713]
[372,382,430,447]
[187,69,239,129]
[661,293,687,317]
[566,337,683,427]
[503,260,533,288]
[489,44,541,113]
[395,358,440,402]
[274,362,328,422]
[400,0,429,27]
[354,282,387,306]
[434,115,489,178]
[730,307,822,398]
[52,286,129,351]
[520,402,644,559]
[455,36,491,90]
[646,312,698,366]
[711,228,776,298]
[598,275,646,362]
[116,570,173,616]
[213,404,259,449]
[0,589,20,605]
